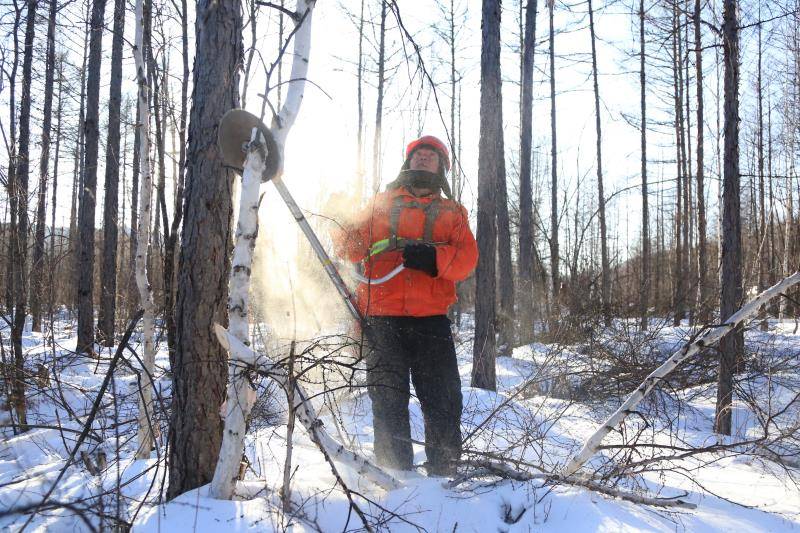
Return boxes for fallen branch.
[451,459,697,509]
[214,323,399,492]
[562,272,800,477]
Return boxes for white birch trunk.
[214,323,400,491]
[209,137,266,498]
[132,0,156,460]
[562,272,800,477]
[270,0,314,156]
[210,0,318,499]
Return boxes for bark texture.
[472,0,501,391]
[30,0,56,333]
[638,0,649,331]
[588,0,610,325]
[168,0,242,499]
[77,0,108,354]
[518,0,538,344]
[11,0,38,431]
[715,0,742,436]
[548,0,560,312]
[98,0,126,346]
[694,0,709,322]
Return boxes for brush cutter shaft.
[272,178,364,323]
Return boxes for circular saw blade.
[218,109,281,182]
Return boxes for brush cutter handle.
[272,178,364,323]
[351,264,405,285]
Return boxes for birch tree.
[564,273,800,477]
[132,0,156,460]
[210,0,317,500]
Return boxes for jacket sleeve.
[435,205,478,281]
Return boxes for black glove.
[402,243,438,277]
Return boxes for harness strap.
[369,195,454,258]
[423,200,441,241]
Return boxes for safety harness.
[367,196,444,257]
[353,195,452,285]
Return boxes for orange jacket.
[333,187,478,317]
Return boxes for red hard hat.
[405,135,451,171]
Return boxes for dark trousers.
[365,315,462,473]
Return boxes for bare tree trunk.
[715,0,742,437]
[587,0,610,326]
[638,0,650,331]
[30,0,57,333]
[756,20,768,330]
[548,0,560,316]
[69,20,91,311]
[168,0,242,499]
[98,0,126,346]
[240,0,257,107]
[518,0,538,344]
[4,4,21,317]
[132,0,156,458]
[49,56,64,311]
[694,0,709,323]
[781,170,793,318]
[77,0,108,354]
[671,7,685,327]
[682,8,693,325]
[70,10,90,313]
[472,0,501,391]
[164,0,189,368]
[150,38,174,357]
[767,105,775,292]
[496,145,513,351]
[356,0,365,191]
[371,0,387,193]
[10,0,38,432]
[128,98,140,312]
[447,0,462,321]
[277,0,285,109]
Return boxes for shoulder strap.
[422,199,441,241]
[390,196,443,237]
[389,195,407,236]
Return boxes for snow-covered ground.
[2,315,800,531]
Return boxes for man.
[334,135,478,476]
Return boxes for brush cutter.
[218,109,404,324]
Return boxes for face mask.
[400,169,440,190]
